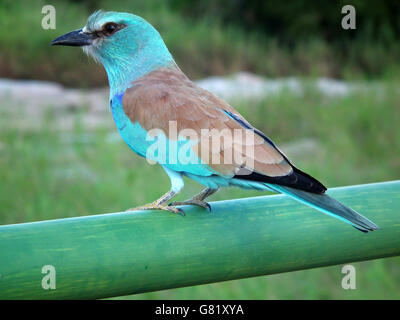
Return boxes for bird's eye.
[102,22,119,36]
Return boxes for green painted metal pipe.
[0,180,399,299]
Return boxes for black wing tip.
[234,167,327,195]
[292,167,327,194]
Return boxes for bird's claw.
[168,200,212,212]
[126,204,185,216]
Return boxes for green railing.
[0,180,399,299]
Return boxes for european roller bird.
[51,10,379,232]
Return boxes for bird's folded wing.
[122,66,293,179]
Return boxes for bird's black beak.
[51,29,94,47]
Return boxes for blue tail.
[266,183,379,232]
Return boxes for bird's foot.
[168,188,217,211]
[126,203,185,216]
[169,199,211,211]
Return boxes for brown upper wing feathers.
[122,66,292,178]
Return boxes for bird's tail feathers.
[266,183,379,232]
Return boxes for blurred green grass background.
[0,0,399,299]
[2,0,400,86]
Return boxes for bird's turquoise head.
[52,10,174,94]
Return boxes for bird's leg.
[126,190,185,215]
[169,187,219,211]
[126,166,185,215]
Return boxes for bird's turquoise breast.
[110,92,214,177]
[111,92,149,158]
